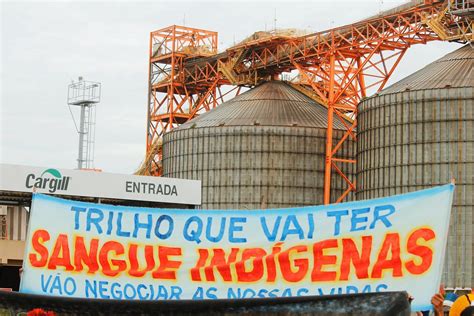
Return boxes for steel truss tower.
[144,25,242,175]
[143,1,472,204]
[68,77,101,170]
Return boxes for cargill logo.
[25,168,71,193]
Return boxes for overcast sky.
[0,0,461,174]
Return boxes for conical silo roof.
[379,44,473,95]
[178,81,347,130]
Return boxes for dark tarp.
[0,266,20,291]
[0,291,411,315]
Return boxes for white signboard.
[0,164,201,205]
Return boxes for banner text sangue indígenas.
[28,203,435,284]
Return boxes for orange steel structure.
[146,26,242,175]
[145,0,472,204]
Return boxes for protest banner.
[20,184,454,311]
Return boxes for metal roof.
[178,81,347,130]
[379,44,473,95]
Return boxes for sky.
[0,0,461,174]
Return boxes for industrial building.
[357,44,474,287]
[139,0,473,289]
[162,81,355,209]
[159,45,473,287]
[0,0,472,295]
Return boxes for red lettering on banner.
[152,246,182,280]
[340,236,372,281]
[99,241,126,277]
[371,233,402,278]
[26,228,437,283]
[29,229,50,267]
[204,248,239,282]
[235,248,266,282]
[279,245,309,282]
[129,244,155,277]
[74,236,99,273]
[311,239,338,282]
[190,249,208,281]
[265,243,282,282]
[47,234,74,271]
[405,228,435,274]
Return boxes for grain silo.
[356,45,473,287]
[162,81,355,209]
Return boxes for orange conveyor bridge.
[139,0,473,204]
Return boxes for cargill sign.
[0,164,201,205]
[25,168,71,193]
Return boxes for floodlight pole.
[67,77,101,170]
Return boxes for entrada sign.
[125,181,178,196]
[0,164,201,205]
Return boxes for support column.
[323,53,336,205]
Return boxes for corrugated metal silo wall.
[163,126,355,209]
[356,87,474,287]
